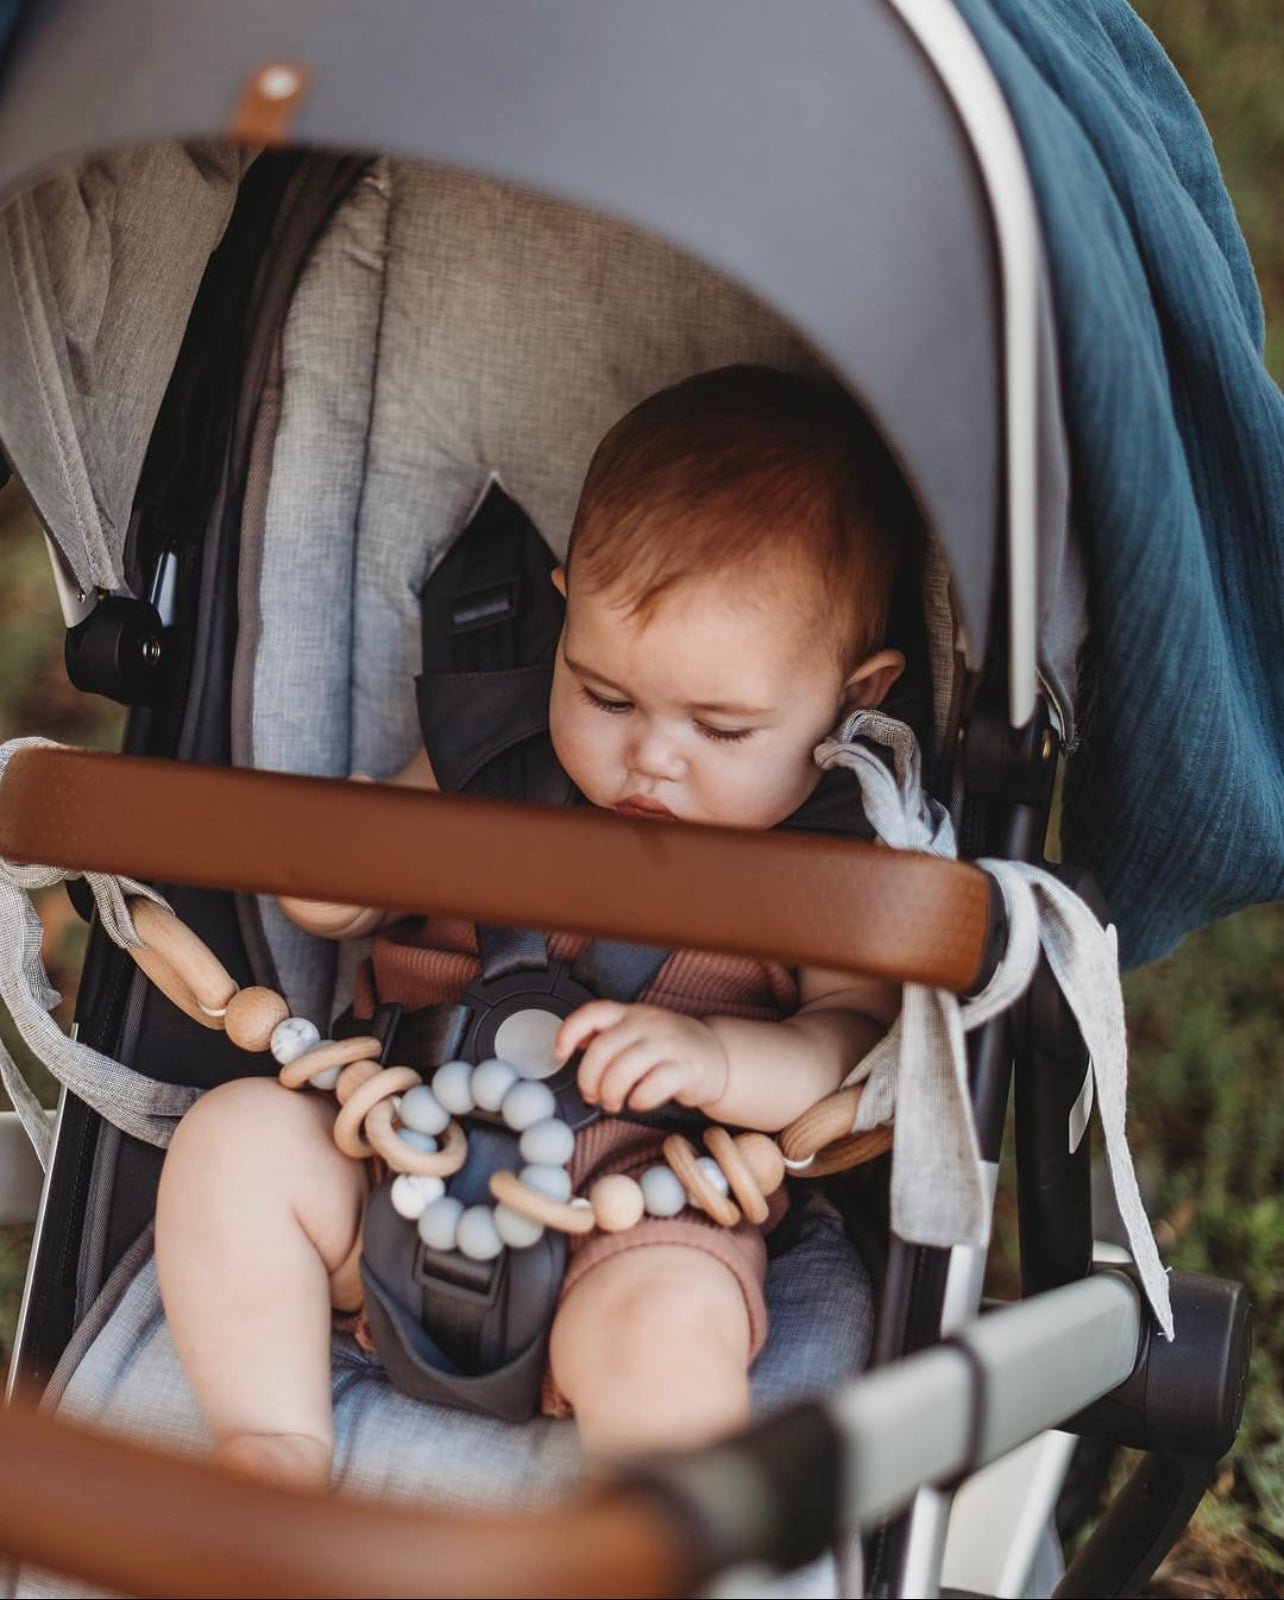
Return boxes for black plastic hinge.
[63,594,170,706]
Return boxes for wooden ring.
[332,1065,421,1159]
[489,1169,597,1235]
[779,1085,867,1164]
[277,1034,382,1090]
[365,1104,468,1177]
[703,1127,768,1225]
[788,1126,894,1178]
[662,1134,740,1228]
[125,897,238,1029]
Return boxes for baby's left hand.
[557,1002,729,1114]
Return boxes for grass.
[0,3,1280,1590]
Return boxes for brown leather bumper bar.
[0,1400,686,1598]
[0,746,993,991]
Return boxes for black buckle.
[332,1001,403,1063]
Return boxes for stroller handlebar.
[0,745,995,992]
[0,1398,689,1598]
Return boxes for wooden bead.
[223,987,291,1052]
[733,1132,786,1198]
[589,1174,645,1233]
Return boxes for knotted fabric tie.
[816,710,1173,1339]
[0,737,199,1167]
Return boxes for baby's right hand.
[276,773,385,939]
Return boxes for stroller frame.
[0,4,1254,1596]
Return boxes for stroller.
[0,2,1272,1595]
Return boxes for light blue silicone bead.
[499,1079,556,1133]
[398,1085,451,1136]
[472,1058,519,1112]
[641,1164,688,1218]
[493,1203,546,1250]
[519,1117,575,1168]
[395,1128,439,1154]
[309,1064,342,1092]
[695,1155,730,1198]
[431,1060,474,1117]
[417,1195,465,1251]
[519,1164,573,1202]
[457,1205,505,1261]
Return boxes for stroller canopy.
[0,0,1280,964]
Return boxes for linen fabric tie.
[816,710,1173,1339]
[0,737,199,1167]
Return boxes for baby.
[155,365,911,1488]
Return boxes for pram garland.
[124,894,886,1258]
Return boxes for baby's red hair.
[567,365,917,669]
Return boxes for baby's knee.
[559,1248,751,1378]
[164,1075,333,1175]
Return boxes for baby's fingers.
[557,1001,628,1062]
[596,1040,668,1113]
[626,1062,685,1112]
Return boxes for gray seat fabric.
[15,1195,872,1599]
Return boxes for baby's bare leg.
[549,1246,752,1459]
[155,1077,367,1490]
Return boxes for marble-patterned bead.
[500,1079,556,1133]
[398,1085,450,1136]
[519,1164,573,1202]
[493,1203,546,1250]
[270,1016,321,1065]
[695,1156,731,1199]
[457,1205,505,1261]
[432,1060,475,1117]
[309,1064,342,1092]
[391,1173,445,1220]
[519,1117,575,1168]
[395,1128,439,1153]
[641,1164,687,1218]
[417,1195,465,1252]
[472,1058,519,1112]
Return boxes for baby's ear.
[842,648,905,711]
[551,566,567,598]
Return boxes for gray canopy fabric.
[0,142,246,591]
[0,0,1088,696]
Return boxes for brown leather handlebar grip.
[0,1400,687,1598]
[0,746,992,991]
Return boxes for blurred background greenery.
[0,2,1281,1594]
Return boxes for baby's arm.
[559,967,900,1133]
[277,748,437,939]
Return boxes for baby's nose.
[627,721,684,781]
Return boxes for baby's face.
[549,562,889,830]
